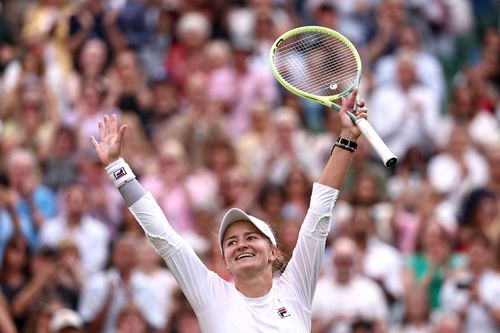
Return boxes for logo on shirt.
[113,167,127,180]
[277,307,291,319]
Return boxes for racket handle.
[355,118,398,168]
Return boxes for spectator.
[440,232,500,333]
[67,0,125,54]
[167,300,201,333]
[4,148,57,248]
[116,302,148,333]
[430,311,461,333]
[427,124,489,218]
[23,294,64,333]
[49,307,84,333]
[403,221,465,310]
[390,286,431,333]
[155,72,227,169]
[165,11,211,93]
[7,246,62,332]
[0,185,27,261]
[459,188,500,251]
[138,6,174,80]
[434,84,499,157]
[236,100,274,176]
[136,238,178,327]
[339,205,405,308]
[39,182,110,276]
[1,87,58,156]
[141,139,195,235]
[364,0,408,66]
[40,125,80,192]
[312,236,388,333]
[251,106,319,184]
[118,112,155,178]
[374,24,446,101]
[69,78,119,149]
[254,182,286,228]
[206,36,278,137]
[77,148,124,238]
[54,240,84,310]
[66,38,110,108]
[369,50,440,160]
[107,50,152,125]
[282,166,313,221]
[0,234,32,330]
[142,77,179,141]
[0,292,17,333]
[78,234,166,333]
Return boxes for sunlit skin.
[222,220,278,297]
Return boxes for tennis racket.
[269,26,398,168]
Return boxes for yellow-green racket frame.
[269,26,398,168]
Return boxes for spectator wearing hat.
[50,308,84,333]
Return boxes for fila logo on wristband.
[106,158,136,188]
[277,307,291,318]
[113,167,127,180]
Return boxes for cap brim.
[218,208,277,252]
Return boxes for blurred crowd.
[0,0,499,332]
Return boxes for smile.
[236,253,255,261]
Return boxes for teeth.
[237,253,254,260]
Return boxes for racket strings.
[273,32,359,96]
[277,39,356,94]
[276,34,356,76]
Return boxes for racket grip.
[355,118,398,168]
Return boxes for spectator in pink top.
[206,38,278,137]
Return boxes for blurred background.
[0,0,499,332]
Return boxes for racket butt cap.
[385,157,398,168]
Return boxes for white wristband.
[105,158,136,188]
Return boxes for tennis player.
[91,89,367,333]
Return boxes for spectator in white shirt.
[341,205,405,306]
[369,50,440,160]
[440,231,500,333]
[374,25,446,102]
[39,183,110,276]
[312,236,388,333]
[78,234,167,333]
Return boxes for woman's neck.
[234,272,273,298]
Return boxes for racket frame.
[269,26,398,168]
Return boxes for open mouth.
[236,253,255,261]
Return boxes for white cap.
[218,208,277,252]
[50,308,83,333]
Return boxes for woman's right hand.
[90,114,127,166]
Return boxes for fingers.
[98,121,105,140]
[339,97,348,115]
[111,114,118,136]
[347,88,358,110]
[104,114,111,137]
[90,136,99,148]
[356,107,368,120]
[116,124,127,145]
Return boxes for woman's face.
[285,169,308,196]
[222,221,277,278]
[5,239,29,270]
